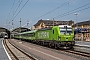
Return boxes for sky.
[0,0,90,30]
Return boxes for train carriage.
[14,30,37,40]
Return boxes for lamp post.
[74,13,79,29]
[19,18,22,43]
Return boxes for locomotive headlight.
[58,37,61,40]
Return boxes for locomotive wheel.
[49,43,52,47]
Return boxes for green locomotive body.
[35,25,75,49]
[14,25,75,49]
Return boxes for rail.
[4,39,36,60]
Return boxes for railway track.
[4,39,90,60]
[61,49,90,58]
[4,39,36,60]
[74,45,90,53]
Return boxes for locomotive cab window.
[60,26,72,34]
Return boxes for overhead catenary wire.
[23,0,75,28]
[6,0,22,26]
[6,0,23,29]
[6,0,29,29]
[26,0,76,28]
[12,0,29,20]
[54,2,90,19]
[34,0,75,20]
[6,0,15,23]
[11,0,23,20]
[8,0,75,28]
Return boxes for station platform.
[74,41,90,53]
[0,38,10,60]
[75,41,90,48]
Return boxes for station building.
[73,20,90,41]
[34,19,74,30]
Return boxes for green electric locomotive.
[35,25,75,49]
[14,25,75,49]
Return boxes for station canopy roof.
[0,27,10,33]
